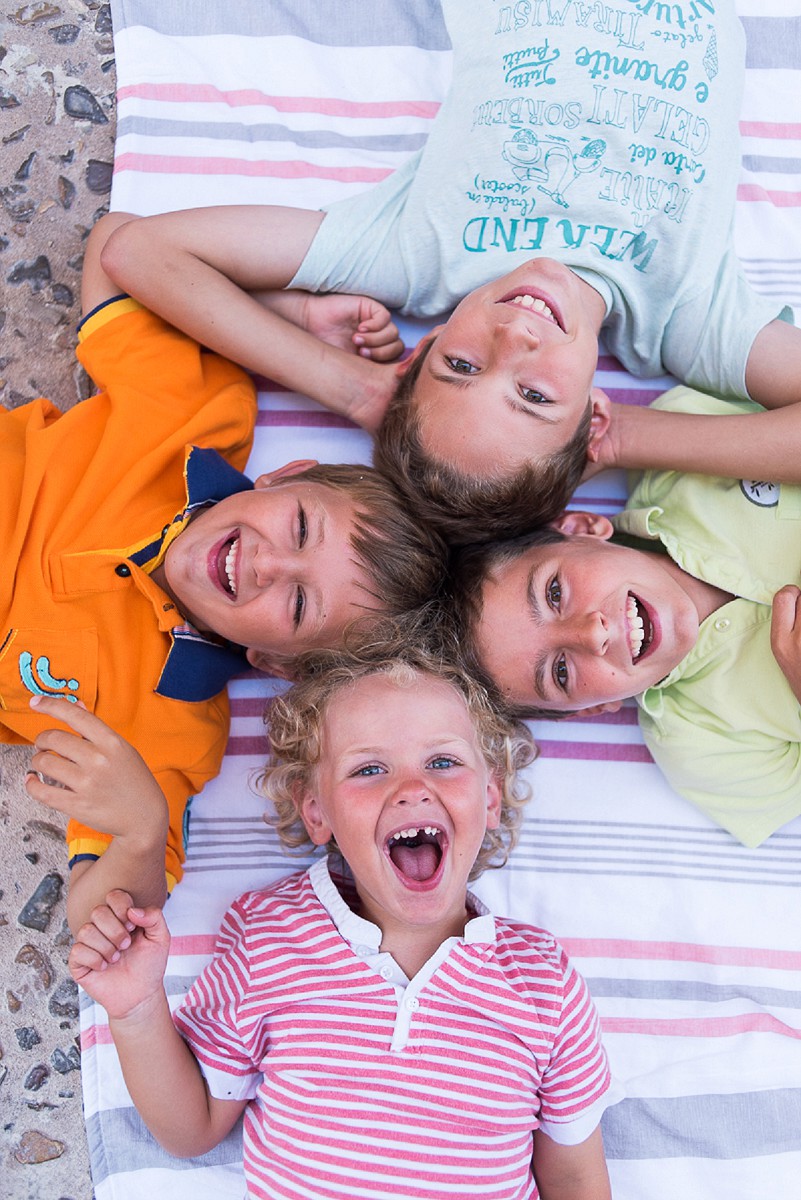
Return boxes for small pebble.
[17,871,63,930]
[13,1129,66,1164]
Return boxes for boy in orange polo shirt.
[7,214,444,934]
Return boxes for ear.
[585,387,612,463]
[245,647,295,679]
[579,700,623,717]
[253,459,319,489]
[484,775,503,831]
[299,790,333,846]
[394,325,443,377]
[550,509,614,539]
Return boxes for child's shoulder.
[492,915,572,973]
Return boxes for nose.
[496,310,541,349]
[569,611,608,656]
[391,772,432,806]
[252,541,292,587]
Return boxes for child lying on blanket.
[99,2,799,542]
[69,639,618,1200]
[11,212,445,935]
[451,387,801,847]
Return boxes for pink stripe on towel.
[117,82,441,120]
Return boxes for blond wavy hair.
[258,636,536,880]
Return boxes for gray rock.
[64,83,108,123]
[48,978,79,1021]
[18,871,63,930]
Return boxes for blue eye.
[445,356,479,375]
[352,764,384,777]
[429,756,458,770]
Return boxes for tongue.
[391,841,440,882]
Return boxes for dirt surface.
[1,3,117,1197]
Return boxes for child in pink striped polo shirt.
[69,639,619,1199]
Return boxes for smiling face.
[474,528,706,712]
[300,673,501,946]
[411,258,608,475]
[155,466,373,673]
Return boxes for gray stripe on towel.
[110,0,451,49]
[742,17,801,70]
[85,1104,244,1186]
[603,1090,801,1160]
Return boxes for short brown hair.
[373,349,593,544]
[287,461,448,623]
[259,633,536,879]
[448,527,575,720]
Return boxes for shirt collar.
[309,855,495,949]
[137,446,254,702]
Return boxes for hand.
[69,889,171,1019]
[771,585,801,703]
[299,292,404,362]
[25,696,168,843]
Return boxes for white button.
[380,966,392,981]
[405,996,420,1011]
[714,617,730,632]
[356,945,370,957]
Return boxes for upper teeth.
[224,538,239,596]
[626,594,644,661]
[390,826,439,841]
[508,294,556,321]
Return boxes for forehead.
[322,672,477,740]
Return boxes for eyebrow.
[302,504,328,639]
[525,565,552,703]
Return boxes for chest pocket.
[0,627,98,714]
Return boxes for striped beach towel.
[80,2,801,1197]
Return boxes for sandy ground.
[1,2,117,1196]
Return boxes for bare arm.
[589,398,801,484]
[69,894,246,1156]
[25,697,169,933]
[100,206,398,431]
[770,585,801,704]
[532,1127,612,1200]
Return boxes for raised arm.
[70,893,246,1156]
[25,697,169,934]
[100,205,398,431]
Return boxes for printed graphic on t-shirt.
[456,0,723,273]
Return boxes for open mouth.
[626,592,654,663]
[498,287,563,330]
[215,532,240,597]
[385,825,446,887]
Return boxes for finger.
[105,889,137,924]
[128,906,171,951]
[24,771,74,816]
[69,941,111,979]
[72,919,130,966]
[30,694,109,742]
[87,900,136,946]
[357,319,400,344]
[771,585,801,631]
[357,305,392,332]
[29,747,85,792]
[360,338,405,363]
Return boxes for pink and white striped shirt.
[175,858,616,1199]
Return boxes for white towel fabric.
[81,3,801,1196]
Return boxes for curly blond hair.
[258,635,536,880]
